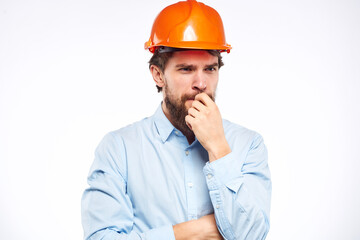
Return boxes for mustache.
[181,92,215,102]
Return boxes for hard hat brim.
[145,41,232,53]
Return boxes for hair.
[148,49,224,92]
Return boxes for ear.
[150,65,165,88]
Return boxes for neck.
[184,133,195,145]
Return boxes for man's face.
[161,50,219,135]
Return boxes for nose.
[192,72,207,92]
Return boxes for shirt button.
[216,205,220,209]
[188,182,193,188]
[207,174,213,179]
[185,150,189,156]
[175,131,179,135]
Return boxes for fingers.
[187,106,200,118]
[185,115,193,130]
[195,92,214,107]
[186,103,206,131]
[187,92,216,132]
[187,94,211,122]
[191,100,206,112]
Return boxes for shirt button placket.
[184,148,197,220]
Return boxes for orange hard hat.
[144,0,231,53]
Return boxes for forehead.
[168,50,218,66]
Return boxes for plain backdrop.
[1,0,359,239]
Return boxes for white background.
[1,0,359,239]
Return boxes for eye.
[179,67,192,72]
[205,67,217,72]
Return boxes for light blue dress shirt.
[81,104,271,240]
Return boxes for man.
[81,0,271,239]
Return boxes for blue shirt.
[81,104,271,240]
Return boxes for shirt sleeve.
[203,133,271,240]
[81,133,176,240]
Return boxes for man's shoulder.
[108,116,154,142]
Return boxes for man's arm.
[81,133,175,240]
[173,214,223,240]
[82,133,224,240]
[186,93,272,240]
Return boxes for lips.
[186,95,197,101]
[181,93,199,105]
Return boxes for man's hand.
[185,93,231,162]
[173,214,223,240]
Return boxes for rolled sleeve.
[203,151,244,193]
[202,133,271,240]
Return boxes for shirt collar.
[153,103,176,143]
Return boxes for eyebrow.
[175,63,194,68]
[175,62,219,68]
[205,63,219,68]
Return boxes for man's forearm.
[173,219,199,240]
[173,214,223,240]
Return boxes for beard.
[164,84,215,137]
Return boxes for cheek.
[164,72,186,89]
[170,78,191,94]
[206,75,219,90]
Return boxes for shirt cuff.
[144,224,175,240]
[203,151,243,193]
